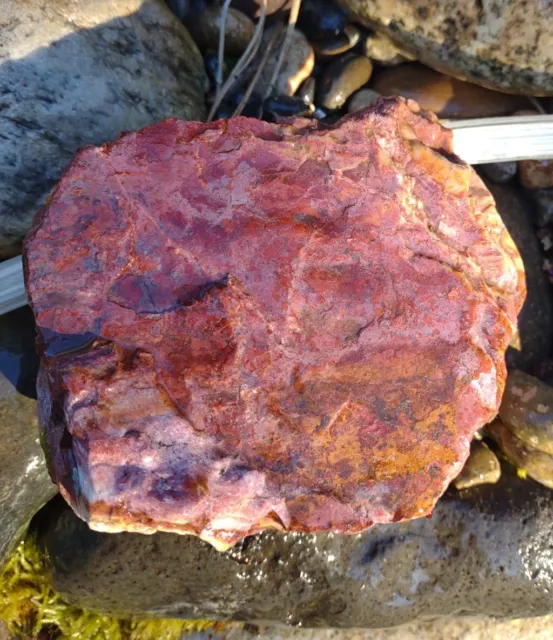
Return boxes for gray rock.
[186,6,255,56]
[337,0,553,95]
[39,464,553,626]
[0,0,207,259]
[347,88,381,113]
[0,307,57,568]
[485,182,553,373]
[480,162,518,185]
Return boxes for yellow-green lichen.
[0,534,237,639]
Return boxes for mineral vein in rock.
[24,98,525,550]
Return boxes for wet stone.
[454,440,501,490]
[298,0,348,40]
[312,25,361,57]
[263,95,314,120]
[372,64,529,119]
[40,465,553,625]
[499,370,553,455]
[348,88,380,113]
[488,419,553,490]
[519,159,553,190]
[318,54,373,110]
[297,77,316,106]
[479,162,518,185]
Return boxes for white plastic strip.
[447,114,553,164]
[0,255,27,315]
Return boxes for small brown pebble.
[187,6,255,56]
[454,440,501,490]
[318,54,373,110]
[488,419,553,490]
[499,370,553,455]
[372,64,529,119]
[297,77,316,105]
[480,162,517,184]
[348,88,381,113]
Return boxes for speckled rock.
[337,0,553,95]
[499,370,553,455]
[0,307,57,568]
[187,6,255,56]
[453,440,500,490]
[256,25,315,97]
[0,0,207,260]
[318,55,373,109]
[485,182,553,373]
[372,64,528,119]
[40,465,553,625]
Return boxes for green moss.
[0,535,237,639]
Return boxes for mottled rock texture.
[0,308,57,568]
[25,98,524,550]
[0,0,207,259]
[337,0,553,95]
[40,465,553,626]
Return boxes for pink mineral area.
[24,98,525,550]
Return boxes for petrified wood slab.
[24,98,525,550]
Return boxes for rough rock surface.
[337,0,553,95]
[0,308,58,568]
[39,465,553,626]
[25,98,524,550]
[0,0,207,259]
[484,182,553,373]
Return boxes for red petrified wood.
[24,98,525,550]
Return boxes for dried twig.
[262,0,302,101]
[233,22,284,117]
[208,0,268,121]
[216,0,233,95]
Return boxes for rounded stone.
[318,54,373,110]
[0,0,207,260]
[348,88,381,113]
[39,464,553,625]
[255,25,315,97]
[231,0,289,19]
[499,370,553,455]
[298,0,349,41]
[0,307,58,568]
[337,0,553,95]
[453,440,501,491]
[372,64,529,119]
[186,6,255,56]
[362,31,410,66]
[312,25,361,57]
